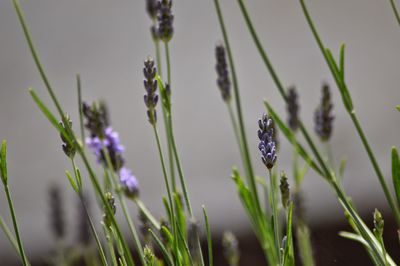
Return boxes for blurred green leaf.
[339,43,345,81]
[392,147,400,208]
[0,140,8,185]
[396,105,400,112]
[65,170,78,193]
[338,157,347,180]
[29,88,72,147]
[202,206,213,266]
[150,229,174,266]
[283,202,295,266]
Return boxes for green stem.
[79,192,108,266]
[165,43,171,86]
[298,0,400,226]
[350,112,400,225]
[155,39,162,77]
[152,125,179,264]
[155,36,176,193]
[227,103,250,180]
[268,169,280,261]
[167,115,193,216]
[101,148,145,266]
[389,0,400,26]
[236,0,287,100]
[213,0,261,217]
[163,42,176,192]
[71,157,108,266]
[134,199,161,230]
[12,4,134,262]
[0,216,23,260]
[104,226,118,266]
[3,184,28,266]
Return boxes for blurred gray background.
[0,0,399,261]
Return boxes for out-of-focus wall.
[0,0,399,259]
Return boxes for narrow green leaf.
[325,49,353,112]
[173,193,186,240]
[339,43,345,81]
[75,168,82,189]
[29,88,72,146]
[0,140,8,185]
[392,147,400,208]
[149,229,174,266]
[396,105,400,112]
[202,206,213,266]
[0,216,20,257]
[65,170,78,193]
[176,224,194,265]
[264,101,324,177]
[338,157,347,180]
[156,75,171,113]
[283,202,294,266]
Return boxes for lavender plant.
[1,0,400,265]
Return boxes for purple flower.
[119,167,139,197]
[86,127,125,170]
[104,127,125,153]
[258,114,277,169]
[86,136,102,160]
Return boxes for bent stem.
[213,0,262,218]
[298,0,400,226]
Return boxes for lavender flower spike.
[157,0,174,42]
[215,44,231,102]
[286,86,300,132]
[258,114,277,169]
[314,83,334,141]
[120,167,139,198]
[143,57,159,125]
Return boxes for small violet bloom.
[119,167,139,197]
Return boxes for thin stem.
[350,112,400,225]
[152,26,177,194]
[213,0,261,216]
[70,157,107,266]
[163,43,177,192]
[77,74,85,142]
[0,216,22,259]
[268,169,280,261]
[167,115,193,216]
[165,42,171,86]
[4,184,28,266]
[104,225,118,266]
[155,40,163,77]
[12,4,134,262]
[134,199,161,230]
[227,103,250,179]
[13,0,63,118]
[298,0,400,226]
[101,148,145,266]
[152,125,179,264]
[79,193,108,266]
[389,0,400,26]
[236,0,287,100]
